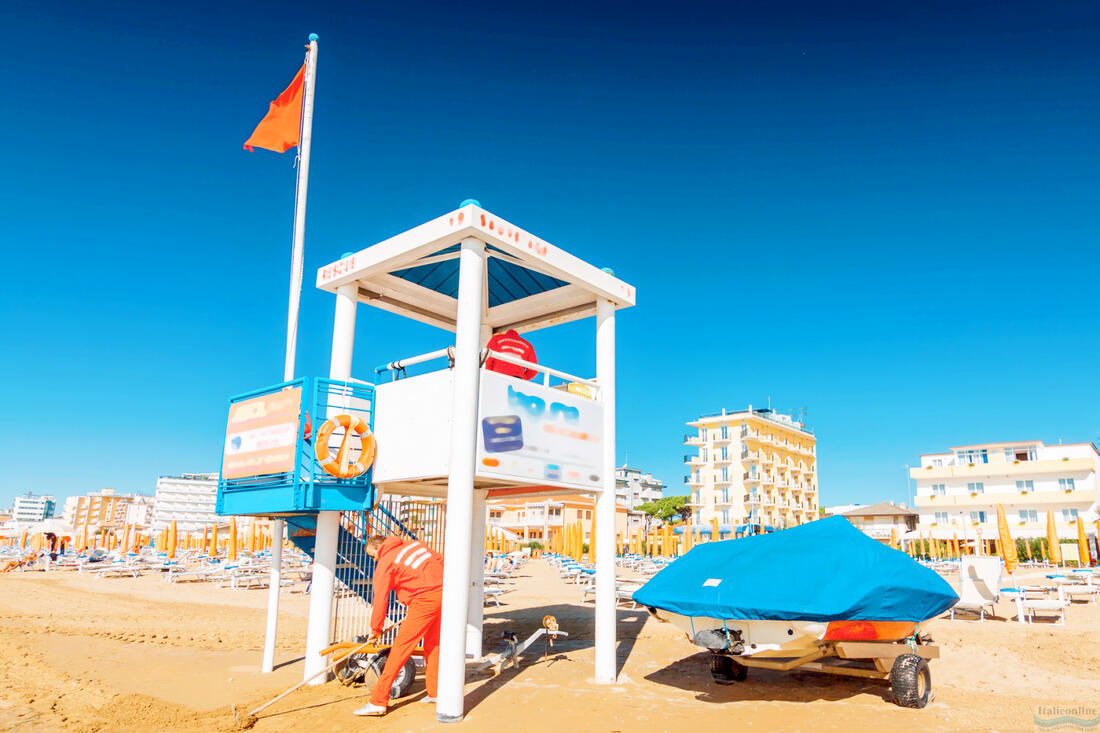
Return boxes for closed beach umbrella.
[167,521,177,561]
[711,517,719,543]
[589,501,597,563]
[19,529,28,549]
[229,518,238,561]
[211,523,219,557]
[1077,517,1091,567]
[889,527,898,550]
[121,524,131,554]
[79,523,89,553]
[1046,511,1062,566]
[202,526,209,555]
[995,504,1018,575]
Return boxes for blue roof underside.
[391,246,569,307]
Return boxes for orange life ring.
[314,414,376,479]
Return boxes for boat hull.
[653,609,922,658]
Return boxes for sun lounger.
[1002,588,1070,625]
[950,556,1001,621]
[86,563,143,578]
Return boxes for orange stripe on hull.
[823,620,918,641]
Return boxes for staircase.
[286,505,418,605]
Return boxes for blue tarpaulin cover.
[633,516,959,622]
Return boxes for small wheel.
[891,654,932,708]
[709,654,747,685]
[336,652,372,686]
[362,650,417,699]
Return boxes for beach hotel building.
[63,489,140,529]
[486,495,642,545]
[150,473,219,532]
[615,465,666,510]
[685,406,818,533]
[11,493,56,522]
[911,441,1100,547]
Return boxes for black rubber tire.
[363,650,417,699]
[891,654,932,708]
[709,654,748,685]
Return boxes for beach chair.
[950,556,1001,621]
[1003,587,1070,625]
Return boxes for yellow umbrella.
[995,504,1018,575]
[1046,511,1062,566]
[79,523,89,553]
[228,518,238,561]
[167,521,177,561]
[889,527,899,550]
[589,501,597,563]
[1076,517,1091,567]
[248,521,258,553]
[121,524,132,554]
[210,523,219,557]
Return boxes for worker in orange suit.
[353,535,444,717]
[484,328,538,380]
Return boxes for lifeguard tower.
[218,201,634,723]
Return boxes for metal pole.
[263,33,319,676]
[594,298,617,683]
[303,282,357,685]
[436,237,486,723]
[466,489,487,659]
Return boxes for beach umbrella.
[78,523,89,553]
[952,533,959,558]
[211,523,219,557]
[1021,538,1031,561]
[995,504,1018,575]
[121,524,132,554]
[921,534,928,558]
[889,527,899,550]
[1046,511,1062,566]
[711,517,719,543]
[1040,538,1048,563]
[229,518,238,562]
[1076,517,1091,567]
[19,529,28,549]
[168,521,177,561]
[589,501,597,563]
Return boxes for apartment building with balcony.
[684,406,818,531]
[615,465,666,509]
[486,494,641,544]
[911,441,1100,540]
[64,489,143,529]
[11,493,56,522]
[150,473,219,532]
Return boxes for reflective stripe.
[409,550,432,569]
[405,548,430,568]
[394,542,421,565]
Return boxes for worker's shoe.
[352,703,387,717]
[420,696,437,704]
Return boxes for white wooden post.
[594,298,617,683]
[304,281,357,684]
[436,237,486,722]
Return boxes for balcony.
[683,434,703,446]
[684,455,704,465]
[684,475,702,486]
[714,454,733,465]
[713,433,732,445]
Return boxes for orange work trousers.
[369,589,442,706]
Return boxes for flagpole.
[263,32,319,676]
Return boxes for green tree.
[637,496,692,527]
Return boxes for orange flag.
[244,64,305,153]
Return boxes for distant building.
[150,473,219,532]
[12,493,56,522]
[839,502,917,542]
[125,495,157,528]
[67,489,144,529]
[685,406,818,530]
[486,495,642,544]
[615,465,665,509]
[911,440,1100,540]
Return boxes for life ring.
[314,414,376,478]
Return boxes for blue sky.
[3,0,1099,511]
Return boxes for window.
[585,510,591,519]
[967,482,984,494]
[1063,508,1079,522]
[1004,446,1036,462]
[934,511,949,524]
[956,448,988,464]
[720,425,728,440]
[931,484,946,496]
[720,509,729,523]
[1059,478,1076,491]
[1018,510,1038,523]
[720,446,728,461]
[721,488,729,503]
[700,427,708,441]
[1016,480,1034,493]
[720,467,729,482]
[970,511,987,523]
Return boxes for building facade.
[150,473,219,532]
[838,502,917,542]
[67,489,143,529]
[911,441,1100,539]
[685,406,818,530]
[486,494,641,544]
[11,493,56,522]
[615,465,665,509]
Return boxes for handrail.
[373,346,600,394]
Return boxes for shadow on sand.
[643,651,894,705]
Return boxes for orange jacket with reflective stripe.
[370,536,444,632]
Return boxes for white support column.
[436,237,486,723]
[304,282,357,685]
[466,488,487,659]
[261,517,283,673]
[594,298,617,684]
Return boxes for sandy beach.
[1,560,1097,733]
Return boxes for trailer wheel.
[891,654,931,708]
[361,650,417,699]
[709,654,748,685]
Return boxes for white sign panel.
[475,370,603,490]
